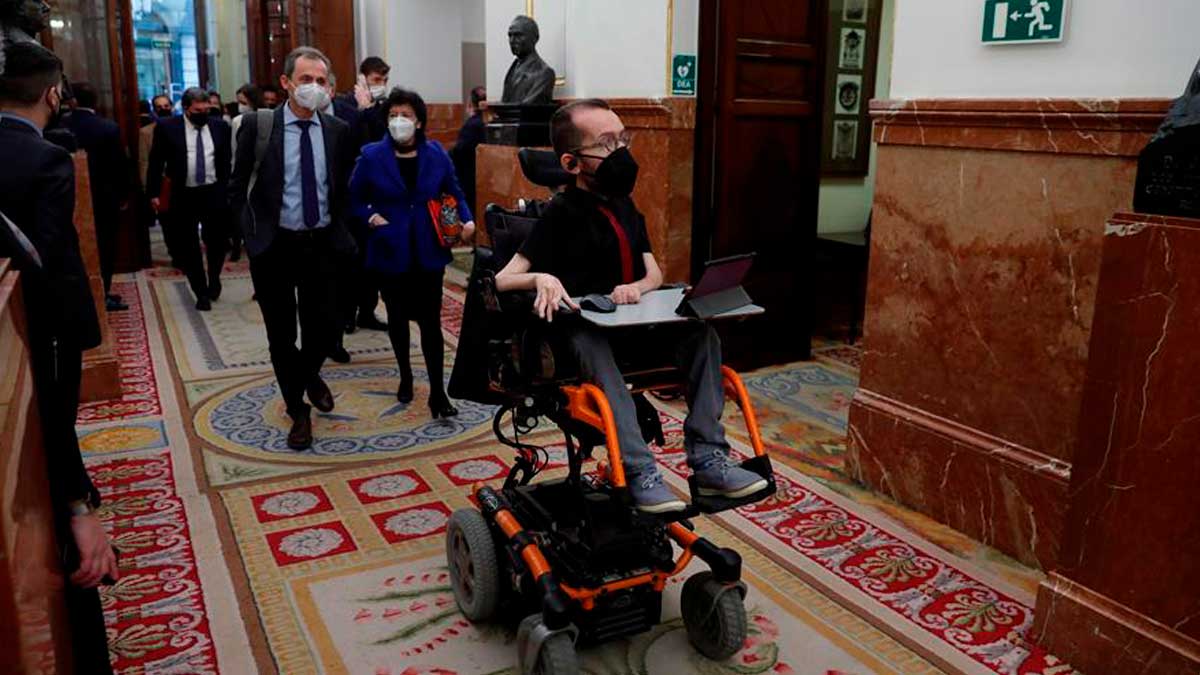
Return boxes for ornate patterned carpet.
[73,246,1077,674]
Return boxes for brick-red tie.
[596,205,634,284]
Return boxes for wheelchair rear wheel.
[446,509,501,621]
[681,571,748,661]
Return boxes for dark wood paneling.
[312,0,356,91]
[694,0,827,367]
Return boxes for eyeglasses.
[574,130,633,155]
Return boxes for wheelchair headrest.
[518,148,572,189]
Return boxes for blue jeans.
[565,323,730,479]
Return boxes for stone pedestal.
[849,99,1169,569]
[484,103,557,147]
[72,153,122,403]
[1031,211,1200,674]
[475,98,697,284]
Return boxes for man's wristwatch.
[67,498,96,517]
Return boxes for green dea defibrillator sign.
[982,0,1068,44]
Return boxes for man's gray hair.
[283,46,332,79]
[181,86,209,109]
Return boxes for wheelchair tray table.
[576,288,764,328]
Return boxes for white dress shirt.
[184,120,217,187]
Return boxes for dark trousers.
[29,339,112,672]
[250,229,339,418]
[95,208,119,295]
[342,230,382,326]
[379,268,447,402]
[170,184,229,300]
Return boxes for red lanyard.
[596,205,634,284]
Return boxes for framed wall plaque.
[821,0,883,176]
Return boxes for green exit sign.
[982,0,1068,44]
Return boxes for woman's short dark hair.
[385,87,428,141]
[236,83,264,110]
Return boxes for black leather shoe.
[287,414,313,450]
[229,246,242,262]
[429,397,458,419]
[208,280,222,301]
[357,314,389,331]
[106,296,129,312]
[195,297,212,311]
[330,345,351,364]
[306,377,335,413]
[344,321,358,335]
[396,378,414,404]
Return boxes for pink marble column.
[849,99,1169,569]
[1032,212,1200,675]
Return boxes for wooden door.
[312,0,357,94]
[694,0,826,366]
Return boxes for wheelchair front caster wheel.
[681,571,748,661]
[517,614,580,675]
[446,509,501,621]
[532,633,578,675]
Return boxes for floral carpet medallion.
[195,364,494,463]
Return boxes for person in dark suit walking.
[63,81,129,311]
[332,55,391,335]
[0,41,117,674]
[147,86,233,310]
[451,85,487,219]
[230,46,357,450]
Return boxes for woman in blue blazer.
[349,88,476,419]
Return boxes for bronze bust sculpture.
[0,0,50,44]
[1133,57,1200,218]
[502,15,555,105]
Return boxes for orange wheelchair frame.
[448,362,776,673]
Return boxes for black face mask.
[155,108,172,119]
[209,107,225,118]
[187,112,209,127]
[583,146,639,198]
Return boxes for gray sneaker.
[629,470,687,514]
[694,454,768,499]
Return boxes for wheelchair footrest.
[687,455,777,515]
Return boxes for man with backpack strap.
[229,46,357,450]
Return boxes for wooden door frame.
[691,0,828,365]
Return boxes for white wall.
[462,0,486,43]
[356,0,464,103]
[486,0,675,100]
[211,0,249,99]
[891,0,1200,99]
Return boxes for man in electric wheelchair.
[490,99,767,514]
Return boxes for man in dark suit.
[0,41,116,674]
[64,81,129,311]
[147,86,233,310]
[451,85,487,218]
[230,46,356,450]
[332,55,391,334]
